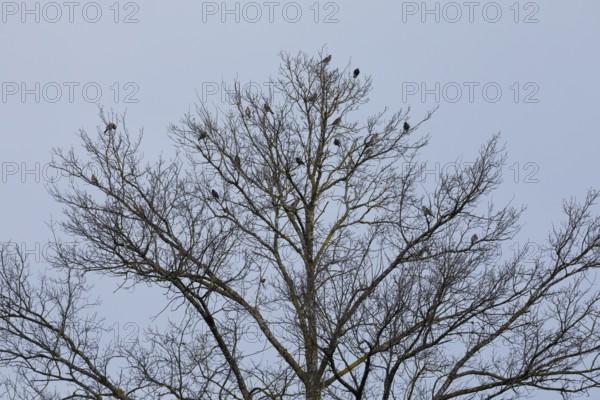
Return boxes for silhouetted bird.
[90,174,98,185]
[104,122,116,133]
[198,130,208,140]
[353,68,360,78]
[264,103,274,114]
[403,122,410,133]
[245,107,251,118]
[471,234,478,244]
[234,155,241,169]
[211,189,220,200]
[331,117,342,127]
[307,93,318,103]
[320,54,332,65]
[295,157,304,166]
[422,206,433,217]
[135,204,145,216]
[260,277,266,284]
[333,138,341,146]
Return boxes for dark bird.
[333,138,341,146]
[307,93,318,103]
[403,121,410,133]
[295,157,304,166]
[104,122,116,133]
[90,174,98,185]
[260,277,266,284]
[264,103,274,114]
[331,117,342,127]
[245,107,251,118]
[471,234,479,244]
[234,154,241,169]
[211,189,220,200]
[422,206,433,217]
[129,262,139,269]
[353,68,360,78]
[320,54,332,65]
[223,206,229,214]
[198,129,208,140]
[135,204,145,216]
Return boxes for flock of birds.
[84,56,481,290]
[93,55,481,256]
[237,55,411,172]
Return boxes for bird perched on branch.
[353,68,360,78]
[364,134,379,147]
[471,234,479,244]
[288,198,300,211]
[416,246,429,257]
[104,122,116,133]
[331,117,342,127]
[245,107,251,118]
[134,204,145,216]
[422,206,433,217]
[264,103,274,114]
[333,138,341,146]
[198,129,208,140]
[320,54,332,65]
[211,189,220,200]
[234,155,241,170]
[307,93,318,103]
[295,157,304,166]
[90,174,99,185]
[260,277,266,284]
[403,122,410,133]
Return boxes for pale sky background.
[0,1,599,398]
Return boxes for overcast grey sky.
[1,1,599,398]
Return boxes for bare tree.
[1,50,599,400]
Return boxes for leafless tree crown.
[1,50,599,400]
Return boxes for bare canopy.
[0,50,599,400]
